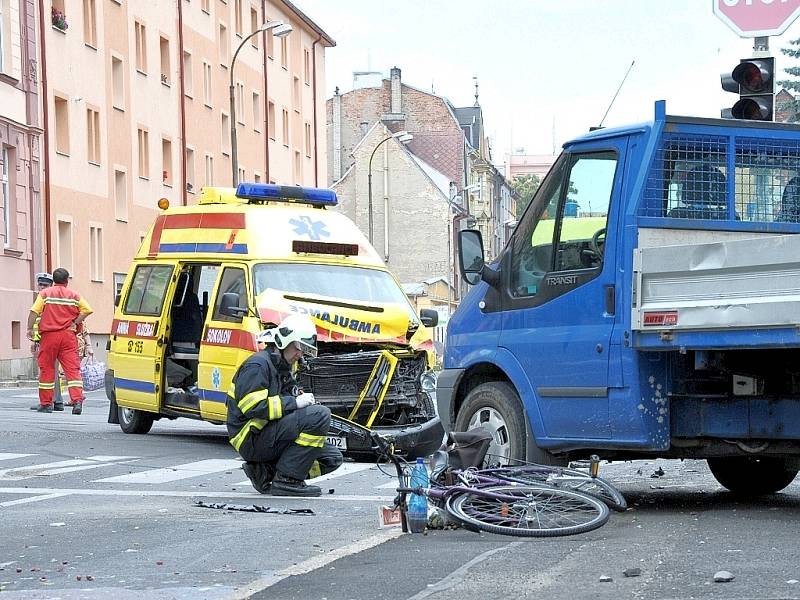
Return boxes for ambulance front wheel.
[118,406,154,435]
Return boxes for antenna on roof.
[597,60,635,130]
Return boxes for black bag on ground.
[440,428,493,470]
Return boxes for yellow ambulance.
[105,183,444,457]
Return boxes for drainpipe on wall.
[37,0,52,272]
[261,0,270,182]
[311,33,322,186]
[382,143,389,262]
[177,0,187,204]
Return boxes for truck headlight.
[420,370,437,394]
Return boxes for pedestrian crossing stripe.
[95,458,243,484]
[0,456,136,481]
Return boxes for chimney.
[390,67,402,114]
[383,67,405,123]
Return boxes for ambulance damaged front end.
[253,265,444,459]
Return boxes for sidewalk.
[0,378,37,389]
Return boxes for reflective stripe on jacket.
[225,349,299,451]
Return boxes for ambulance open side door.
[110,263,177,412]
[197,262,259,422]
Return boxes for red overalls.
[35,285,85,407]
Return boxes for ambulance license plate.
[326,435,347,450]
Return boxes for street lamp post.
[367,130,412,244]
[229,21,292,187]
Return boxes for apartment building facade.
[0,0,43,380]
[0,0,333,376]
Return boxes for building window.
[113,272,126,301]
[203,60,212,107]
[268,101,275,140]
[57,219,73,271]
[0,0,6,73]
[83,0,97,47]
[250,7,259,48]
[185,147,195,193]
[234,0,243,36]
[236,82,245,124]
[112,56,124,109]
[238,166,245,183]
[292,76,300,111]
[219,23,229,66]
[135,21,147,73]
[162,138,172,185]
[86,108,100,165]
[254,171,261,183]
[304,48,310,85]
[201,0,209,13]
[252,91,261,132]
[282,108,289,146]
[51,0,67,32]
[54,96,70,155]
[114,169,127,221]
[183,50,193,96]
[294,150,301,184]
[304,122,312,158]
[160,36,170,85]
[137,127,149,178]
[280,36,288,69]
[11,321,20,350]
[1,146,10,248]
[221,113,230,155]
[204,153,214,187]
[89,225,103,282]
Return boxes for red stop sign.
[714,0,800,37]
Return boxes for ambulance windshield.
[253,263,417,316]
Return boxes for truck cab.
[438,101,800,494]
[106,183,443,458]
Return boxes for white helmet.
[260,314,318,357]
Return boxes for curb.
[0,380,37,389]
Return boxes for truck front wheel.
[707,457,798,495]
[118,406,154,435]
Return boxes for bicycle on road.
[370,429,611,537]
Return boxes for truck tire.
[707,457,798,495]
[455,381,564,466]
[118,406,155,435]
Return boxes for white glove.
[295,392,316,409]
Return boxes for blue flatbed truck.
[437,100,800,495]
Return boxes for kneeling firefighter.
[226,314,342,496]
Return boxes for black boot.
[53,400,64,411]
[30,404,53,413]
[270,473,321,497]
[242,462,275,494]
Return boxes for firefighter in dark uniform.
[226,314,342,496]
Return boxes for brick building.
[327,66,514,303]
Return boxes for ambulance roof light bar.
[236,183,338,207]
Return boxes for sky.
[292,0,800,162]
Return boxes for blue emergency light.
[236,182,338,207]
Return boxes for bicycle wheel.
[445,485,609,537]
[482,467,628,512]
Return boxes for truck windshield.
[253,263,416,313]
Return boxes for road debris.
[599,575,613,582]
[623,567,642,577]
[651,467,665,478]
[194,500,315,515]
[713,570,735,582]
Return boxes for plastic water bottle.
[407,457,429,533]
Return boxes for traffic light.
[721,57,775,121]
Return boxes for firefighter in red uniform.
[26,268,93,414]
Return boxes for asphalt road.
[2,386,800,600]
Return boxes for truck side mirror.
[459,229,486,286]
[220,292,246,317]
[420,308,438,328]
